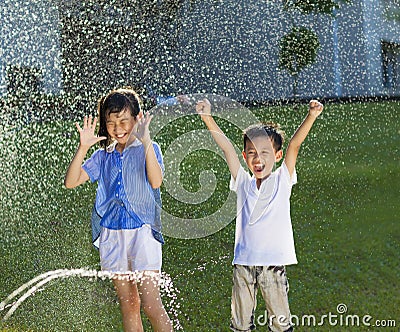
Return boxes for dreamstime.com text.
[256,304,396,328]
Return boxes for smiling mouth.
[115,133,127,139]
[253,164,265,172]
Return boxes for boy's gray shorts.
[230,264,293,332]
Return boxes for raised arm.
[64,116,106,188]
[196,99,241,180]
[284,100,323,178]
[131,112,163,189]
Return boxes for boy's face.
[106,108,137,148]
[242,136,283,180]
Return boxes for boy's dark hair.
[97,87,142,149]
[243,122,285,152]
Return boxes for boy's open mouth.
[253,164,265,173]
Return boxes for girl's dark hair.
[97,87,142,149]
[243,122,285,152]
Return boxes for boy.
[196,99,323,332]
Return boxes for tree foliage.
[278,26,320,77]
[278,0,349,97]
[283,0,350,15]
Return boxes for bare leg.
[138,271,173,332]
[113,277,144,332]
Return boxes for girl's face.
[106,108,137,149]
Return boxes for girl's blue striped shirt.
[83,139,164,244]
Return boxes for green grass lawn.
[0,100,399,331]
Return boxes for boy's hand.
[309,100,323,118]
[196,99,212,119]
[75,115,106,149]
[131,111,153,145]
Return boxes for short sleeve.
[152,142,165,175]
[82,149,104,182]
[229,166,249,192]
[281,161,297,186]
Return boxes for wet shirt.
[230,162,298,266]
[82,139,164,243]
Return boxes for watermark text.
[256,304,396,328]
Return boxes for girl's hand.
[75,115,106,149]
[196,99,212,119]
[309,100,323,118]
[131,111,152,145]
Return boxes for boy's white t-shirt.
[230,162,298,266]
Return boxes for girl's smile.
[115,133,128,140]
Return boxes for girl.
[64,87,173,332]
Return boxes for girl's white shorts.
[99,225,162,273]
